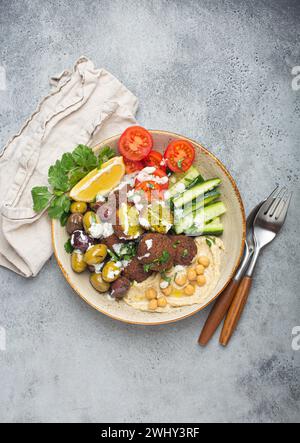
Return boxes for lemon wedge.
[70,157,125,202]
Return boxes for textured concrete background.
[0,0,300,423]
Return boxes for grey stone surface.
[0,0,299,423]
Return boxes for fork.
[198,201,263,346]
[219,186,292,346]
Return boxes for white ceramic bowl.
[52,130,246,325]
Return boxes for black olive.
[66,213,83,235]
[110,277,131,300]
[70,230,94,252]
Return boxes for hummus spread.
[124,236,224,312]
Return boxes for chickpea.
[175,272,187,286]
[160,279,170,289]
[83,211,100,233]
[71,250,87,273]
[162,285,172,296]
[184,284,195,296]
[70,201,87,214]
[197,275,207,287]
[196,264,205,275]
[102,261,122,282]
[157,296,167,308]
[187,268,197,281]
[198,256,210,267]
[90,273,110,293]
[145,288,157,300]
[83,244,107,265]
[148,299,158,310]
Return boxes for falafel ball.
[137,233,175,272]
[122,258,152,283]
[170,234,197,266]
[102,233,126,251]
[113,224,131,240]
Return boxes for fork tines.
[262,186,292,222]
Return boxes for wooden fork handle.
[198,279,239,346]
[219,276,252,346]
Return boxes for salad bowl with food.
[34,127,245,324]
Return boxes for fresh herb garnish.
[172,240,180,249]
[119,242,137,261]
[98,146,115,168]
[108,242,137,263]
[160,272,172,284]
[143,263,153,273]
[177,158,184,170]
[144,250,170,272]
[182,249,189,258]
[206,236,216,248]
[107,249,120,262]
[47,193,71,221]
[60,211,69,227]
[64,239,74,254]
[31,187,52,212]
[159,250,170,264]
[31,145,115,225]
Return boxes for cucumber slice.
[174,201,226,234]
[167,166,199,200]
[175,189,221,220]
[201,201,226,222]
[173,178,221,208]
[185,217,224,236]
[185,174,205,190]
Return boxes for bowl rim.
[52,129,246,325]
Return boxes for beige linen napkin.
[0,56,138,277]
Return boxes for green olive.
[70,201,88,214]
[83,244,107,265]
[90,273,110,293]
[102,261,122,282]
[83,211,100,233]
[71,250,87,273]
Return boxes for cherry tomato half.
[135,167,169,190]
[164,140,195,173]
[152,168,169,190]
[118,126,153,161]
[144,150,166,170]
[124,158,144,174]
[135,181,163,202]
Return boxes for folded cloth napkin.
[0,56,138,277]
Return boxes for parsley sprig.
[143,250,170,272]
[177,158,184,170]
[64,239,74,253]
[98,146,116,168]
[206,236,216,248]
[31,144,115,225]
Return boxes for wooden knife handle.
[219,276,252,346]
[198,279,239,346]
